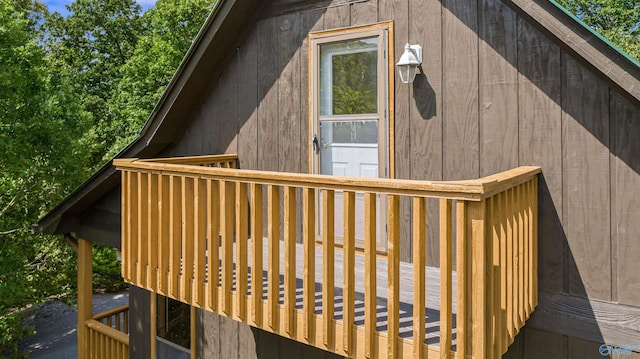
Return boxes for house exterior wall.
[79,0,639,357]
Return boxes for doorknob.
[322,141,328,149]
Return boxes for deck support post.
[77,237,93,359]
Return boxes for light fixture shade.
[396,43,422,84]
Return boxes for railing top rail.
[85,319,130,344]
[93,304,129,321]
[137,154,238,165]
[114,157,540,201]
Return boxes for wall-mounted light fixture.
[396,43,422,84]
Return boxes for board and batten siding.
[146,0,640,356]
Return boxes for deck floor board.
[212,238,458,346]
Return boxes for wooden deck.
[114,154,539,359]
[240,240,458,346]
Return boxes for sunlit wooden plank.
[518,184,525,326]
[122,171,131,282]
[159,175,170,295]
[221,180,234,315]
[148,174,158,292]
[284,186,296,335]
[532,176,538,308]
[439,198,452,358]
[456,201,467,358]
[181,177,194,303]
[343,191,356,355]
[499,192,508,353]
[137,172,148,288]
[303,188,315,340]
[412,197,426,359]
[207,180,219,311]
[470,199,487,359]
[268,185,280,329]
[236,182,249,320]
[322,189,335,348]
[168,176,181,299]
[506,188,514,341]
[387,194,400,359]
[251,183,263,326]
[194,179,207,307]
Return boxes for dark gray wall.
[195,309,343,359]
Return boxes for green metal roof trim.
[549,0,640,68]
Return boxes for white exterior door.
[310,28,389,252]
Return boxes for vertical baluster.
[387,195,400,359]
[506,188,514,341]
[148,174,159,293]
[181,178,195,303]
[517,186,524,327]
[124,310,129,335]
[236,182,249,320]
[221,180,234,315]
[251,184,263,326]
[159,175,170,295]
[207,180,219,311]
[412,197,426,359]
[130,172,139,285]
[169,176,182,299]
[322,190,335,348]
[456,201,468,358]
[487,197,497,359]
[284,186,296,335]
[122,172,131,283]
[439,198,453,358]
[303,188,315,340]
[532,177,538,308]
[268,185,280,329]
[138,172,148,288]
[343,191,356,354]
[364,192,377,358]
[522,181,531,318]
[499,192,508,354]
[194,179,207,307]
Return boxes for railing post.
[468,199,489,359]
[78,238,93,359]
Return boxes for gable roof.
[36,0,640,235]
[36,0,269,234]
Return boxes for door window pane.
[319,37,378,116]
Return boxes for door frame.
[307,22,395,253]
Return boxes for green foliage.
[93,244,127,293]
[104,0,216,160]
[331,50,378,115]
[0,0,215,355]
[556,0,640,61]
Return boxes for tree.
[556,0,640,61]
[0,1,84,356]
[103,0,216,160]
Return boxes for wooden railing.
[114,154,539,359]
[85,305,130,359]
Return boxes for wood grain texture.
[478,0,518,176]
[323,4,350,29]
[300,9,324,175]
[380,0,412,264]
[561,56,611,301]
[257,17,280,171]
[350,0,376,26]
[516,17,563,294]
[409,0,443,267]
[610,92,640,307]
[278,13,302,174]
[442,0,479,181]
[237,27,259,170]
[220,314,240,358]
